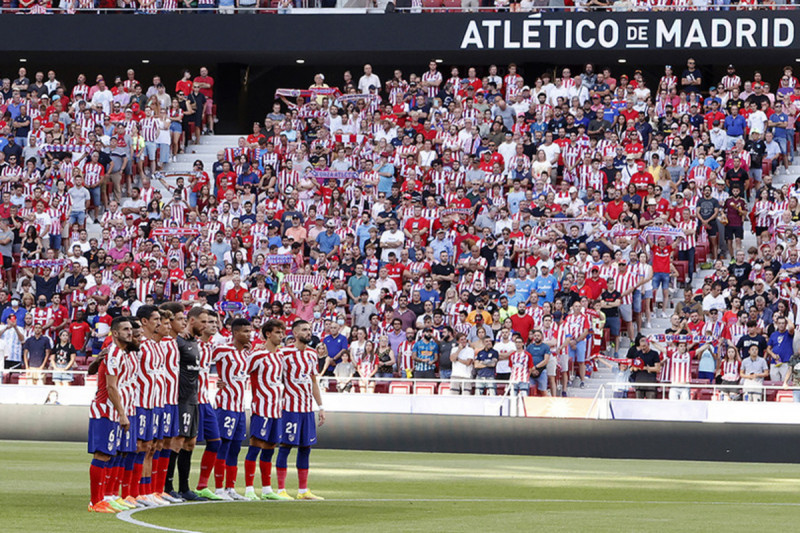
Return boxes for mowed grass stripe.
[1,440,800,533]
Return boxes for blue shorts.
[512,382,530,394]
[136,407,156,442]
[197,403,221,442]
[632,290,642,313]
[144,141,158,160]
[531,370,548,391]
[216,408,247,441]
[250,415,281,444]
[652,272,670,290]
[169,122,183,133]
[88,417,119,455]
[121,415,138,453]
[153,407,163,440]
[605,316,621,337]
[162,404,179,438]
[568,340,588,364]
[279,411,317,447]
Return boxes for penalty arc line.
[117,498,800,532]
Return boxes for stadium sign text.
[459,15,795,50]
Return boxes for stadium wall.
[0,12,798,65]
[4,404,799,463]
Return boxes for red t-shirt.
[193,75,214,99]
[69,322,91,351]
[175,80,193,96]
[226,286,249,303]
[584,277,608,300]
[652,245,673,274]
[510,313,535,343]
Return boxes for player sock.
[177,449,193,493]
[121,454,135,498]
[132,452,145,498]
[215,439,231,489]
[152,450,165,493]
[165,450,178,494]
[105,455,121,498]
[140,476,152,497]
[276,446,290,491]
[259,448,274,489]
[244,446,259,489]
[297,446,311,492]
[197,448,218,490]
[90,458,108,506]
[225,440,241,490]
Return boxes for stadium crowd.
[5,0,793,14]
[1,58,800,403]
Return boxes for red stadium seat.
[438,382,451,395]
[373,382,389,394]
[764,381,781,402]
[389,381,412,394]
[776,390,794,402]
[695,243,707,266]
[673,261,689,286]
[415,382,437,395]
[695,389,714,401]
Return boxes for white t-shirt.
[358,74,381,94]
[494,340,515,374]
[379,230,405,262]
[451,346,475,379]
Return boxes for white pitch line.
[118,498,800,532]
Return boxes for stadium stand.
[1,54,800,405]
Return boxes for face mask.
[424,334,432,340]
[337,319,345,326]
[313,312,321,319]
[38,301,46,307]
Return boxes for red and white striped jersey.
[562,312,591,339]
[721,359,741,382]
[160,337,180,406]
[280,345,318,413]
[196,340,214,405]
[504,74,522,99]
[677,219,696,251]
[277,169,300,190]
[720,75,741,92]
[213,344,250,413]
[612,270,639,305]
[121,350,140,417]
[396,340,414,374]
[422,70,443,99]
[659,75,678,90]
[247,349,284,419]
[89,343,126,421]
[140,117,160,142]
[666,348,692,384]
[136,339,162,410]
[30,307,54,329]
[81,162,105,188]
[509,350,533,383]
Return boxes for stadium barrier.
[3,403,800,462]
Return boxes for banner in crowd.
[153,171,201,181]
[150,227,200,237]
[441,208,472,217]
[551,217,601,227]
[596,228,642,239]
[20,258,71,268]
[335,93,380,106]
[312,170,360,183]
[265,254,293,265]
[215,301,244,313]
[284,274,326,288]
[648,334,715,344]
[333,134,369,145]
[37,144,93,155]
[640,225,686,241]
[275,87,342,99]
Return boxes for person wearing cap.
[315,220,341,258]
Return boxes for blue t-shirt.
[514,278,534,301]
[412,339,439,371]
[323,334,349,367]
[770,113,788,139]
[526,342,551,366]
[316,231,341,254]
[377,163,395,194]
[769,330,793,363]
[475,349,498,378]
[532,275,558,303]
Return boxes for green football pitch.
[2,440,800,532]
